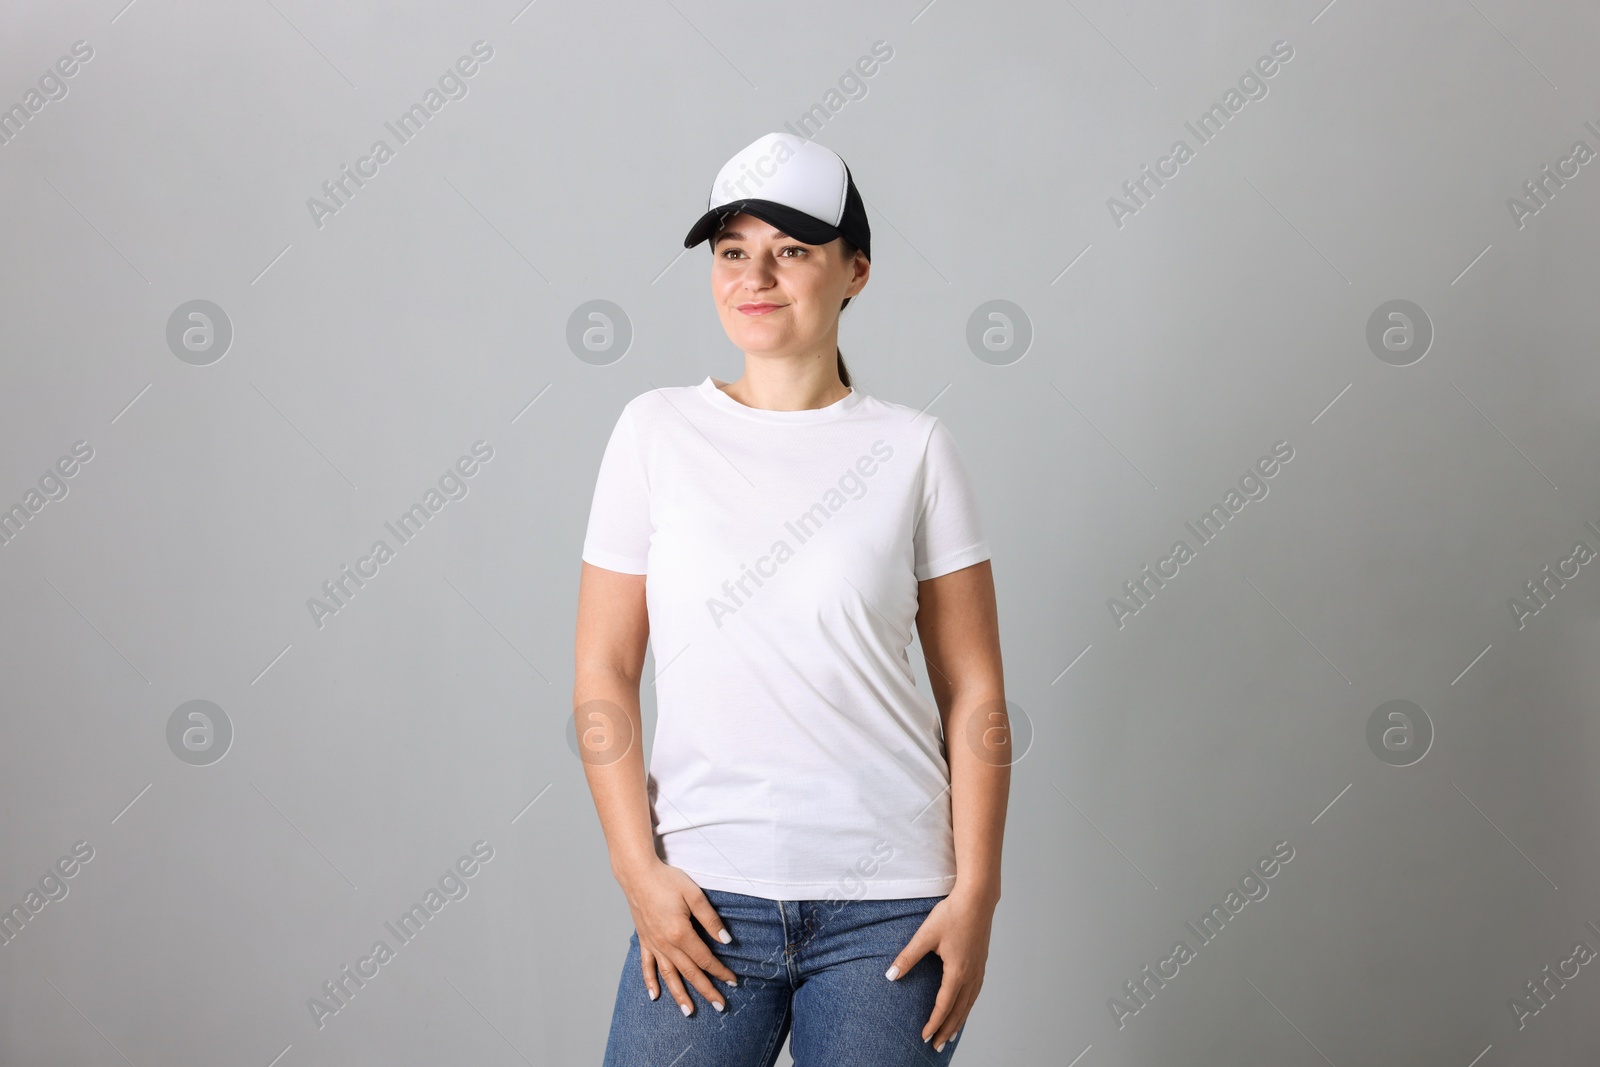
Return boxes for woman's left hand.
[885,886,998,1052]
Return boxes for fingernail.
[649,988,658,1001]
[718,930,732,944]
[884,965,900,981]
[935,1040,946,1052]
[712,1000,725,1012]
[680,1003,691,1017]
[724,976,739,988]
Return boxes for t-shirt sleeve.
[913,418,992,581]
[581,402,652,575]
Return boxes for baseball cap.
[683,132,871,261]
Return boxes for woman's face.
[710,213,869,361]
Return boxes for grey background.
[2,0,1598,1063]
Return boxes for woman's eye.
[717,246,804,259]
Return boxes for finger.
[920,967,963,1042]
[944,975,983,1043]
[884,928,930,983]
[934,973,984,1050]
[638,946,660,1001]
[654,956,696,1017]
[688,943,739,991]
[686,893,736,951]
[931,982,979,1051]
[663,942,727,1013]
[680,918,739,988]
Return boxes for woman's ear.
[846,253,870,298]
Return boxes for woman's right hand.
[615,859,739,1016]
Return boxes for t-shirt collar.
[696,375,864,424]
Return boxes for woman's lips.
[737,303,783,315]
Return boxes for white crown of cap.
[706,132,848,225]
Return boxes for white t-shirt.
[581,375,991,901]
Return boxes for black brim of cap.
[683,199,842,250]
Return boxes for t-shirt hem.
[582,547,648,575]
[915,542,991,582]
[678,866,958,901]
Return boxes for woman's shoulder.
[615,382,701,423]
[852,392,953,448]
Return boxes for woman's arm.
[886,557,1008,1052]
[917,558,1009,904]
[573,562,655,874]
[573,561,738,1016]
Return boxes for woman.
[575,132,1009,1066]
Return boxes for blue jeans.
[602,887,962,1066]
